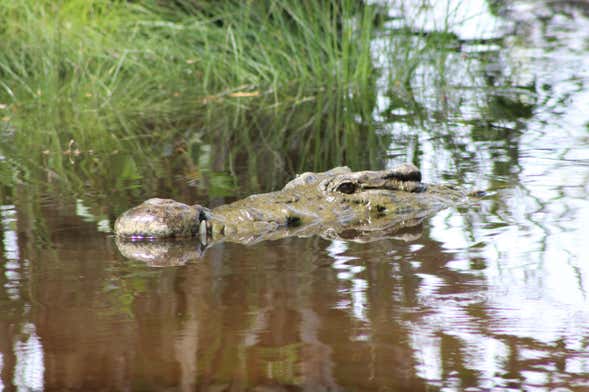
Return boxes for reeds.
[0,0,387,197]
[0,1,376,125]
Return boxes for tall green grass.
[0,0,376,130]
[0,0,386,201]
[0,1,485,203]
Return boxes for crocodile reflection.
[115,219,428,266]
[114,164,481,264]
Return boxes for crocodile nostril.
[337,182,357,194]
[286,216,301,226]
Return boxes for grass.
[0,0,390,199]
[0,0,480,214]
[0,0,376,129]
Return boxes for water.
[1,1,589,390]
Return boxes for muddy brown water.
[2,195,588,391]
[2,1,589,391]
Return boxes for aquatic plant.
[0,0,401,219]
[0,0,479,212]
[0,1,377,158]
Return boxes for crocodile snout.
[115,198,207,239]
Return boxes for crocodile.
[114,164,481,256]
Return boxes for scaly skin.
[114,198,203,239]
[114,163,473,245]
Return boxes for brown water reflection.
[0,210,435,391]
[1,198,587,390]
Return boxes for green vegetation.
[0,0,374,158]
[0,0,480,218]
[0,1,382,186]
[1,0,375,118]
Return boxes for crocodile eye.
[337,181,357,194]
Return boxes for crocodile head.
[114,164,472,243]
[199,163,471,244]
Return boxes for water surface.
[1,1,589,390]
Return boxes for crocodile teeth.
[199,219,208,245]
